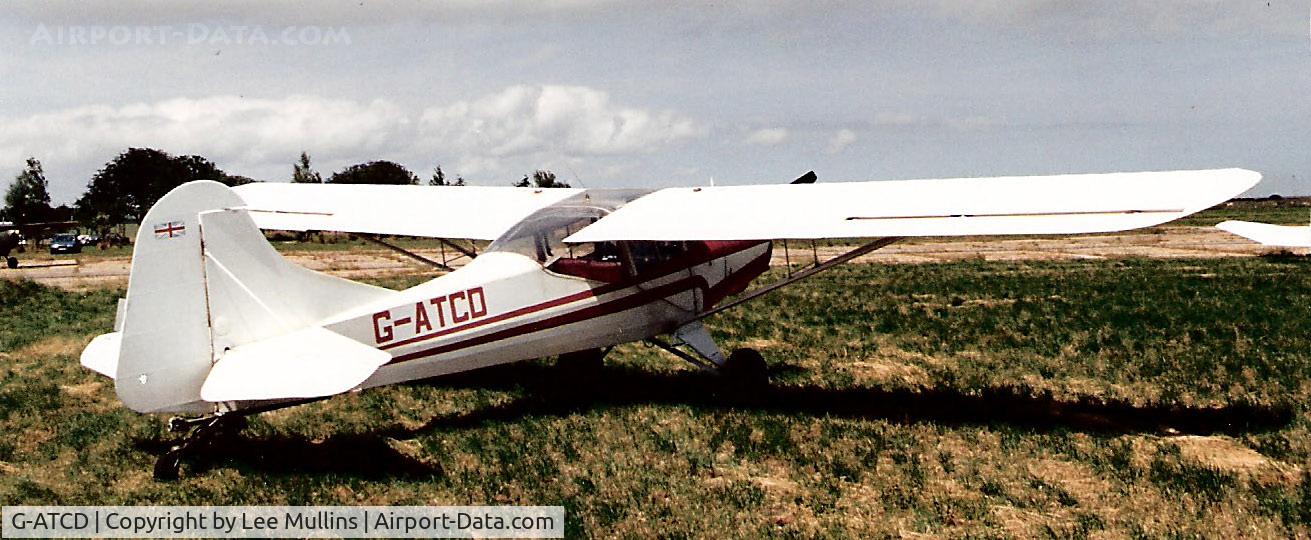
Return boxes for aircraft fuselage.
[317,241,772,390]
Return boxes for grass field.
[1173,197,1311,227]
[1,256,1309,537]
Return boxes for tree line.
[1,148,570,234]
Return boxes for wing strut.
[694,236,901,322]
[359,235,453,271]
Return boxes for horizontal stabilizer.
[1216,220,1311,248]
[233,183,584,240]
[200,327,389,402]
[80,332,121,379]
[566,169,1260,242]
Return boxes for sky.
[0,1,1307,205]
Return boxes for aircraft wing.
[565,169,1260,242]
[0,221,79,237]
[233,183,585,240]
[1216,220,1311,247]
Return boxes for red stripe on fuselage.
[378,284,615,351]
[377,240,770,364]
[385,275,709,365]
[378,241,768,352]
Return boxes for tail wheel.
[722,348,768,385]
[153,448,183,481]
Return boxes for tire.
[722,348,768,385]
[5,257,16,269]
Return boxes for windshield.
[487,190,650,263]
[53,234,76,242]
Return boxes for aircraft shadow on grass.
[133,431,443,480]
[143,361,1295,480]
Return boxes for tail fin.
[114,181,391,413]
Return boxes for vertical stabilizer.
[114,181,392,413]
[116,181,232,413]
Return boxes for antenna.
[563,163,586,188]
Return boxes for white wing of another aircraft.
[233,183,585,240]
[1216,220,1311,248]
[565,169,1260,242]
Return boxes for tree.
[428,165,447,186]
[75,148,248,228]
[514,169,569,188]
[292,152,322,184]
[49,204,73,222]
[427,166,466,186]
[328,161,419,185]
[3,157,54,223]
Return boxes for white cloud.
[825,129,858,155]
[743,127,788,146]
[0,85,703,199]
[0,95,408,170]
[418,85,704,161]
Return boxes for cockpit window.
[487,189,699,283]
[487,207,608,263]
[486,190,648,282]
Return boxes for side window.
[547,240,627,283]
[628,241,689,276]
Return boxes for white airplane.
[1216,220,1311,248]
[77,168,1259,478]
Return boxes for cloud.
[0,85,704,199]
[873,112,919,126]
[2,0,623,26]
[825,129,858,155]
[0,95,409,173]
[918,0,1301,40]
[418,85,703,161]
[8,1,1297,40]
[743,127,789,146]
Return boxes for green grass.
[1,257,1309,537]
[1172,197,1311,227]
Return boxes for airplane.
[0,220,80,268]
[75,168,1259,479]
[1216,220,1311,248]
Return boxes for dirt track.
[1,227,1298,291]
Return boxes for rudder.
[115,181,391,413]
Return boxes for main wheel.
[722,348,768,385]
[5,257,15,269]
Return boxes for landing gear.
[650,321,769,385]
[153,414,248,481]
[5,257,15,269]
[722,348,768,385]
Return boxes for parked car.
[49,233,82,254]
